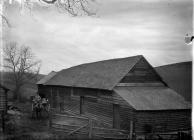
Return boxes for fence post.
[59,103,62,112]
[89,119,93,139]
[178,131,182,140]
[1,112,5,133]
[129,120,133,140]
[49,110,52,128]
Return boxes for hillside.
[0,71,45,100]
[155,62,192,102]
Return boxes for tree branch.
[39,0,58,4]
[3,42,42,101]
[80,0,95,16]
[1,14,11,28]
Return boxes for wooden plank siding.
[134,110,191,134]
[84,98,113,127]
[37,55,191,135]
[0,88,7,112]
[119,105,135,130]
[38,86,74,108]
[120,57,163,84]
[38,85,191,133]
[39,85,135,130]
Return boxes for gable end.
[119,57,167,86]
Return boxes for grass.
[1,101,94,140]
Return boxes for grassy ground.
[1,101,91,140]
[1,102,51,139]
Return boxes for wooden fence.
[49,113,130,139]
[49,111,191,140]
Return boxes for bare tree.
[1,0,96,28]
[40,0,96,16]
[1,14,11,28]
[3,42,41,101]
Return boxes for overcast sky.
[3,0,193,74]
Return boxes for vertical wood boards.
[113,104,120,129]
[120,57,163,83]
[129,120,134,139]
[84,97,113,126]
[50,87,53,107]
[119,105,135,130]
[38,85,191,134]
[0,88,7,111]
[80,96,85,114]
[0,87,8,133]
[134,110,191,134]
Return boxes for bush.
[4,114,22,135]
[4,115,17,134]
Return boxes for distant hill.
[155,62,192,102]
[0,71,45,100]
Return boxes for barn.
[155,62,192,102]
[0,84,9,113]
[37,55,191,134]
[0,84,9,132]
[37,71,57,98]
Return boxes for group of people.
[32,94,50,119]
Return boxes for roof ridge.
[44,55,144,90]
[156,61,192,68]
[60,55,143,72]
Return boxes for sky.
[3,0,193,74]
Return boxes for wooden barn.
[155,62,192,102]
[37,55,191,134]
[0,84,9,132]
[37,71,57,98]
[0,84,9,113]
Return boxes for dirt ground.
[0,102,88,140]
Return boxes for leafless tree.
[3,42,41,101]
[1,0,96,27]
[41,0,96,16]
[1,14,11,28]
